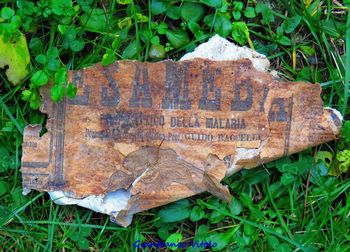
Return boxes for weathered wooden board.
[21,58,341,226]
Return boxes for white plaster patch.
[180,34,270,72]
[49,189,130,215]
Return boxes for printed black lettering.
[162,61,192,110]
[231,80,253,111]
[69,70,91,106]
[129,63,152,108]
[259,86,269,112]
[199,68,221,111]
[268,98,288,122]
[101,64,120,107]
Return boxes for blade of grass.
[0,96,23,135]
[342,4,350,115]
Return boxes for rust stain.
[21,59,341,226]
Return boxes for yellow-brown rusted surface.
[21,59,341,224]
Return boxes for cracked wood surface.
[21,59,341,224]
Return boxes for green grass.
[0,0,350,251]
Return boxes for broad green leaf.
[267,235,280,250]
[49,0,74,16]
[116,0,132,4]
[10,188,27,208]
[277,35,291,46]
[181,3,205,22]
[341,121,350,143]
[166,233,183,251]
[65,26,77,42]
[279,243,293,252]
[296,66,312,81]
[81,8,108,32]
[149,44,165,59]
[197,224,209,237]
[140,28,152,43]
[102,49,116,66]
[336,150,350,174]
[80,227,92,237]
[122,39,141,59]
[1,7,15,20]
[54,68,67,85]
[150,36,160,45]
[300,45,315,56]
[232,1,243,20]
[315,151,333,167]
[281,16,301,34]
[47,58,60,72]
[0,33,30,85]
[51,84,65,102]
[0,147,10,172]
[242,169,269,185]
[26,90,41,109]
[268,182,284,200]
[58,24,67,35]
[135,13,149,22]
[232,22,249,45]
[243,223,255,236]
[157,226,169,240]
[70,39,85,52]
[117,17,132,29]
[279,155,313,175]
[256,3,274,24]
[200,0,223,8]
[206,229,235,251]
[232,11,241,20]
[255,42,278,56]
[35,54,47,65]
[11,15,22,28]
[112,37,122,51]
[67,227,79,241]
[29,38,44,55]
[165,29,190,49]
[310,161,328,184]
[78,238,89,250]
[0,181,10,197]
[151,0,169,15]
[240,192,253,207]
[233,1,243,11]
[209,209,226,224]
[281,172,294,186]
[0,147,9,158]
[31,70,49,87]
[166,5,181,20]
[47,47,59,59]
[157,22,168,35]
[8,155,19,170]
[188,21,200,35]
[204,15,232,38]
[190,206,205,221]
[229,196,242,215]
[158,199,190,222]
[216,16,232,38]
[244,7,256,18]
[28,110,45,125]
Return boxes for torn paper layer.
[21,36,342,226]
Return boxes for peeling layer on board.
[21,36,342,227]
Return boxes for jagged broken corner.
[21,35,343,227]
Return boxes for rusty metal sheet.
[21,58,342,226]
